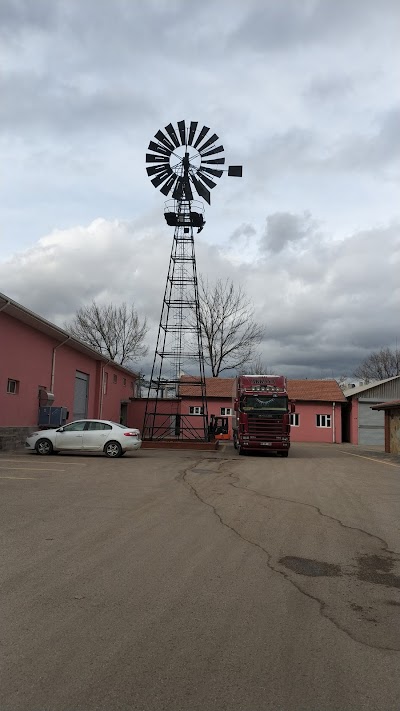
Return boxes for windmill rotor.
[145,120,242,206]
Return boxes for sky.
[0,0,399,379]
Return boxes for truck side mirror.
[290,401,296,413]
[234,399,238,412]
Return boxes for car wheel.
[35,438,53,455]
[104,441,122,458]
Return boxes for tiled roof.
[287,379,346,402]
[180,376,346,402]
[179,377,234,397]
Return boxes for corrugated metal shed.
[343,376,400,400]
[344,376,400,446]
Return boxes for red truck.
[232,374,294,456]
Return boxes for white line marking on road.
[0,476,36,480]
[0,467,66,472]
[339,451,400,467]
[0,459,86,466]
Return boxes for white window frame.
[189,406,204,415]
[7,378,19,394]
[220,407,232,416]
[316,414,331,428]
[290,413,300,427]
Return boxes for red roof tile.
[287,380,346,402]
[179,377,234,397]
[179,377,345,402]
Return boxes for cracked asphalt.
[1,443,400,710]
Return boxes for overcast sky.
[1,0,399,378]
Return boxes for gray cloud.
[1,215,399,379]
[228,0,398,52]
[260,212,318,253]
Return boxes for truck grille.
[247,414,283,440]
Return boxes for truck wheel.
[238,445,245,456]
[280,451,289,458]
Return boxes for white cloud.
[1,214,399,378]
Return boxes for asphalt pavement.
[1,443,399,710]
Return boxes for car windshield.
[241,395,288,412]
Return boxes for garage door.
[358,401,384,445]
[73,371,89,420]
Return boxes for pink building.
[0,292,139,449]
[286,380,345,443]
[129,376,345,444]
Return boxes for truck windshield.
[241,395,288,412]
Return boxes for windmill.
[143,121,242,441]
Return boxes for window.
[316,414,331,428]
[87,422,112,431]
[7,379,19,394]
[221,407,232,416]
[62,421,87,432]
[113,374,117,384]
[189,406,204,415]
[290,413,300,426]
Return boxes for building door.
[120,402,128,426]
[73,371,89,420]
[358,400,384,445]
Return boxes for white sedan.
[26,420,142,458]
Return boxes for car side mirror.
[57,427,65,432]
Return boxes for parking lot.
[1,443,400,711]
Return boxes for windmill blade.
[165,123,180,148]
[183,176,193,201]
[172,177,184,201]
[197,133,219,154]
[146,164,171,177]
[148,140,170,157]
[197,170,217,190]
[177,120,186,146]
[160,173,177,196]
[199,166,223,178]
[191,174,211,204]
[154,129,174,151]
[201,144,224,158]
[193,125,210,149]
[146,153,170,163]
[201,157,225,165]
[188,121,198,145]
[151,167,172,188]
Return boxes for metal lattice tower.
[143,121,242,441]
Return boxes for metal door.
[358,401,384,445]
[73,371,89,420]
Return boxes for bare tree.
[195,276,263,376]
[66,301,148,365]
[240,354,276,375]
[354,347,400,381]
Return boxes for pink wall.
[349,399,359,444]
[1,312,136,427]
[290,402,342,443]
[183,396,234,437]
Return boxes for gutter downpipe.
[332,401,336,443]
[51,337,70,394]
[99,359,111,419]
